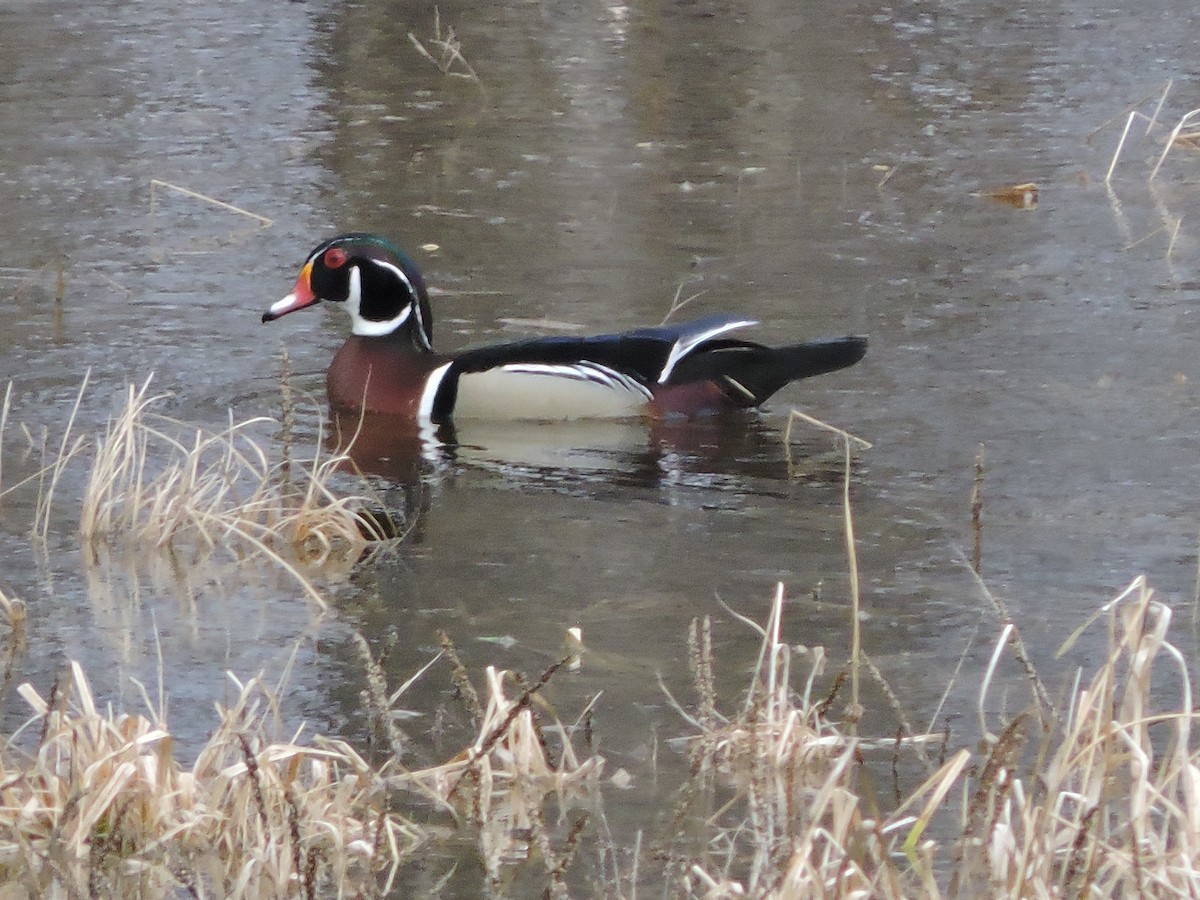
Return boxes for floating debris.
[981,182,1039,209]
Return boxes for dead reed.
[407,8,482,88]
[80,377,387,550]
[672,584,935,896]
[72,378,392,607]
[393,658,605,891]
[0,660,422,897]
[0,614,604,894]
[1097,82,1200,263]
[673,574,1200,898]
[0,585,26,707]
[6,380,1200,894]
[970,442,984,574]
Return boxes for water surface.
[3,0,1200,891]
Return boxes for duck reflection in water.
[327,404,859,504]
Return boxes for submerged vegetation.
[0,381,1199,895]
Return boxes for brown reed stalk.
[447,657,569,801]
[439,630,482,725]
[971,443,985,574]
[278,346,295,499]
[688,616,717,729]
[352,629,409,760]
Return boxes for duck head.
[262,233,434,350]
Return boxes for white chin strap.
[346,265,414,336]
[353,307,412,336]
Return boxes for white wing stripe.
[500,362,653,399]
[658,318,757,384]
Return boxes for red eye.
[324,247,348,268]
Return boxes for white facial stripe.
[368,257,415,294]
[343,262,427,343]
[353,306,411,336]
[350,309,412,338]
[346,265,414,336]
[366,257,431,349]
[418,362,454,425]
[344,265,360,317]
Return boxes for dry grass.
[669,584,935,897]
[1,376,393,608]
[147,179,273,259]
[32,373,92,541]
[0,587,27,711]
[671,575,1200,898]
[0,375,620,893]
[1101,80,1200,185]
[28,564,1199,897]
[69,378,393,608]
[0,659,422,898]
[960,574,1200,898]
[407,8,482,88]
[1095,82,1200,266]
[80,377,387,552]
[395,658,605,893]
[0,606,605,896]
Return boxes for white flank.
[348,265,414,337]
[454,363,651,421]
[658,318,757,384]
[417,361,454,425]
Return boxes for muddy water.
[3,0,1200,890]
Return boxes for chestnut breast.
[327,335,445,417]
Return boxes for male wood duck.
[262,233,867,425]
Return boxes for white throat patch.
[346,265,413,337]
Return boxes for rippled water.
[4,0,1200,891]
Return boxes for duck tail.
[674,335,867,406]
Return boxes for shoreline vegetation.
[0,383,1198,896]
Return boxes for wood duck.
[262,233,867,425]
